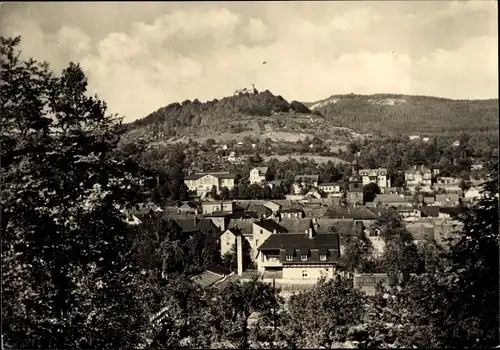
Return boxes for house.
[358,168,391,188]
[245,203,272,219]
[318,182,344,197]
[189,266,234,289]
[471,163,484,171]
[380,187,404,195]
[251,219,289,260]
[293,175,319,194]
[303,189,323,199]
[422,137,430,142]
[228,151,236,162]
[434,176,461,192]
[396,207,421,221]
[353,273,390,296]
[405,166,433,193]
[220,219,254,257]
[409,135,421,141]
[367,194,413,208]
[322,206,379,226]
[464,186,482,201]
[202,200,237,215]
[175,217,220,239]
[279,207,305,219]
[423,196,435,205]
[263,200,281,213]
[256,228,340,283]
[184,172,237,194]
[249,167,269,185]
[438,207,464,220]
[434,194,461,207]
[177,202,199,214]
[420,206,440,218]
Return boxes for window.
[260,229,263,234]
[301,254,308,261]
[302,270,308,278]
[320,254,327,261]
[255,239,259,246]
[286,254,293,261]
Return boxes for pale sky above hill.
[1,1,498,122]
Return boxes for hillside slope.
[305,93,499,136]
[122,90,366,145]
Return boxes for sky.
[1,1,498,122]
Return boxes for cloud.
[56,26,91,54]
[0,2,497,122]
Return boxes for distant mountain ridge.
[304,93,499,136]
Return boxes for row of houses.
[184,164,486,204]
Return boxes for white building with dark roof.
[249,167,270,184]
[358,168,391,188]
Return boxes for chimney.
[273,229,277,234]
[308,228,313,239]
[236,233,243,276]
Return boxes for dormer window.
[301,254,308,261]
[286,254,293,261]
[320,254,327,261]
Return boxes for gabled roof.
[439,207,466,217]
[322,206,379,220]
[246,203,272,216]
[254,219,288,233]
[365,207,398,217]
[263,201,282,211]
[435,194,460,202]
[278,218,313,233]
[179,202,198,209]
[175,218,218,233]
[358,168,388,176]
[280,207,305,213]
[185,172,237,181]
[252,167,269,175]
[314,220,358,236]
[420,206,440,217]
[318,182,345,187]
[258,233,340,252]
[372,194,412,203]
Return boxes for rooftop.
[254,219,289,233]
[258,232,340,252]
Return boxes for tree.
[339,233,374,273]
[1,37,148,348]
[209,185,220,200]
[285,276,367,348]
[362,183,381,203]
[220,186,231,200]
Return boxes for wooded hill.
[306,93,499,137]
[123,90,314,142]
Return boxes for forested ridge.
[308,93,499,136]
[123,91,312,139]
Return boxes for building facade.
[256,229,340,283]
[359,168,391,188]
[249,167,269,185]
[184,172,236,194]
